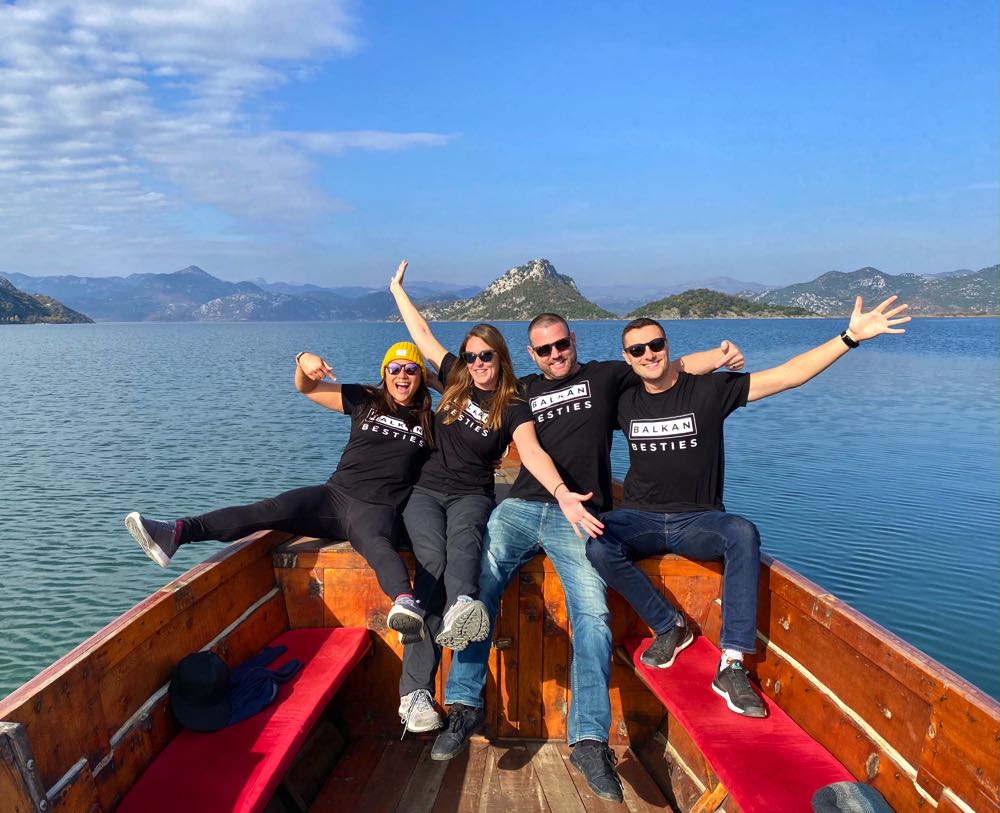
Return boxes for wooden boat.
[2,453,998,813]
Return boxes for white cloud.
[0,0,454,271]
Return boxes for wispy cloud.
[967,181,999,191]
[0,1,454,267]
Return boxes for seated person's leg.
[436,493,495,650]
[587,509,681,635]
[543,509,624,804]
[666,511,761,655]
[668,511,766,718]
[433,499,540,761]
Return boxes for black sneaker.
[640,618,694,669]
[569,739,624,803]
[711,661,768,718]
[125,512,179,567]
[430,703,485,761]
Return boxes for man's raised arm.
[747,295,909,403]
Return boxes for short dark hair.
[528,313,569,337]
[621,317,665,347]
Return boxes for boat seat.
[118,626,371,813]
[624,636,855,813]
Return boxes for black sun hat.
[169,651,233,732]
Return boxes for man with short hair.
[430,312,740,803]
[586,296,909,718]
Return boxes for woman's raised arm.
[389,260,449,372]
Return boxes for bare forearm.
[748,335,848,401]
[674,346,726,375]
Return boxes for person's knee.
[724,515,761,554]
[584,535,623,574]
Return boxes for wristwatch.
[840,330,860,349]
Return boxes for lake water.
[1,318,997,701]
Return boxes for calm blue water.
[1,319,997,700]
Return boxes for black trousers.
[180,482,412,600]
[398,485,494,696]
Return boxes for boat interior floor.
[309,736,671,813]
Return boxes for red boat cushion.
[625,636,854,812]
[119,627,371,813]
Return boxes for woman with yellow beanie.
[124,340,436,645]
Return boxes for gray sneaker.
[125,512,179,567]
[399,689,442,733]
[435,596,489,651]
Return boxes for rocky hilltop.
[0,276,93,324]
[423,259,615,321]
[746,265,998,316]
[629,289,816,319]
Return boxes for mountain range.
[1,262,995,323]
[744,265,998,316]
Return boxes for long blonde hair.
[439,324,521,432]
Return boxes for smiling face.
[527,322,578,380]
[463,335,500,391]
[621,324,670,384]
[384,363,422,405]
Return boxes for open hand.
[556,490,604,539]
[848,295,911,342]
[296,352,336,381]
[389,260,408,293]
[719,340,744,371]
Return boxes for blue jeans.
[444,498,612,744]
[587,509,761,654]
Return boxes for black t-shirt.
[509,360,638,512]
[417,353,533,496]
[618,371,750,513]
[327,384,431,508]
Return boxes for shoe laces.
[726,661,754,693]
[400,689,434,741]
[446,704,471,733]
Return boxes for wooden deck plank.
[557,742,634,813]
[359,738,426,813]
[430,738,491,813]
[396,742,450,813]
[495,741,551,812]
[309,737,386,813]
[614,746,673,813]
[531,742,588,813]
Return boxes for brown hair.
[621,317,665,347]
[439,324,521,432]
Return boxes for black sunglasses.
[624,337,667,358]
[532,337,572,357]
[386,362,421,376]
[461,350,496,364]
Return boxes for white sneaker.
[399,689,442,733]
[435,596,490,651]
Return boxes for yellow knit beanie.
[379,341,427,379]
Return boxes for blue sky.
[0,1,996,288]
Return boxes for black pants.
[180,483,412,600]
[399,486,494,696]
